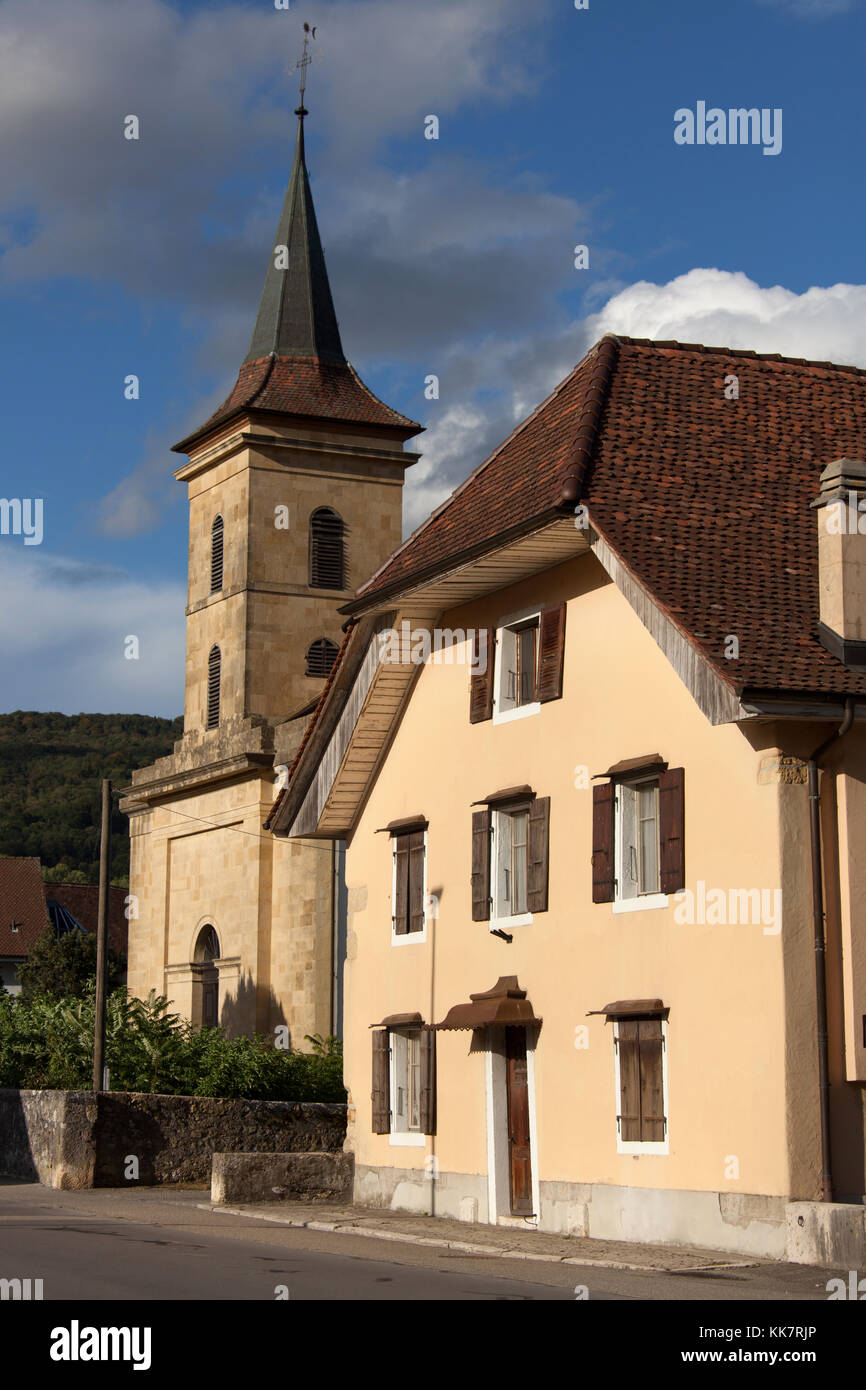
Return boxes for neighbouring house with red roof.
[0,857,127,995]
[266,332,866,1257]
[0,858,51,996]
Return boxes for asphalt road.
[0,1182,831,1302]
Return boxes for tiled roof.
[174,354,420,454]
[352,334,866,700]
[0,857,49,958]
[45,883,129,961]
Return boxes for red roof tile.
[174,355,420,454]
[351,335,866,700]
[0,857,49,958]
[45,883,129,960]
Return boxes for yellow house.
[120,104,421,1041]
[269,334,866,1256]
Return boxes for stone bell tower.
[122,93,422,1040]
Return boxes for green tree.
[17,927,122,1001]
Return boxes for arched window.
[207,645,221,729]
[210,515,224,593]
[309,507,346,589]
[193,925,220,1028]
[305,637,339,679]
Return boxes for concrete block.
[211,1150,354,1205]
[787,1201,866,1267]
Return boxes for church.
[120,97,422,1042]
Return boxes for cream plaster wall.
[342,553,811,1208]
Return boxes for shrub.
[0,987,345,1102]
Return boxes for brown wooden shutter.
[371,1029,390,1133]
[537,603,566,703]
[617,1020,641,1142]
[638,1018,666,1142]
[408,831,425,933]
[469,627,495,723]
[658,767,685,894]
[393,835,409,934]
[419,1028,436,1135]
[527,796,550,913]
[592,782,615,902]
[471,809,491,921]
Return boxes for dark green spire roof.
[244,108,345,364]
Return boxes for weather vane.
[294,21,318,115]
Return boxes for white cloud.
[401,269,866,534]
[0,551,184,715]
[585,268,866,368]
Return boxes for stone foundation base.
[352,1165,789,1258]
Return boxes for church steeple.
[173,79,420,456]
[244,106,345,365]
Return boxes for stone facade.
[120,420,408,1041]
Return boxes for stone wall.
[0,1088,346,1189]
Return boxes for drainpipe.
[807,696,855,1203]
[331,841,338,1038]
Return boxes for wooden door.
[202,975,218,1028]
[505,1027,533,1215]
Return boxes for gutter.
[808,696,855,1203]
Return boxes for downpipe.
[807,696,855,1202]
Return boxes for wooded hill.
[0,712,182,886]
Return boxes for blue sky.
[1,0,865,715]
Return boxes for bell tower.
[173,96,421,734]
[122,63,422,1042]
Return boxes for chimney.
[813,457,866,670]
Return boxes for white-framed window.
[389,1028,425,1146]
[613,775,668,913]
[391,829,427,944]
[491,804,533,929]
[613,1017,669,1155]
[493,609,541,724]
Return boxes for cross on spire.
[294,20,317,116]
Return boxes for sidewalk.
[202,1198,768,1273]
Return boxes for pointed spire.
[244,105,345,365]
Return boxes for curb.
[197,1203,759,1275]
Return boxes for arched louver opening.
[309,507,346,589]
[305,637,339,679]
[193,924,220,963]
[207,645,221,729]
[210,515,224,594]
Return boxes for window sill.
[617,1140,669,1156]
[493,702,541,726]
[391,928,428,947]
[490,912,533,931]
[388,1131,426,1148]
[612,893,669,915]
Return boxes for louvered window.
[210,515,224,593]
[309,508,346,589]
[207,645,221,729]
[305,637,339,678]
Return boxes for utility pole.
[92,778,111,1092]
